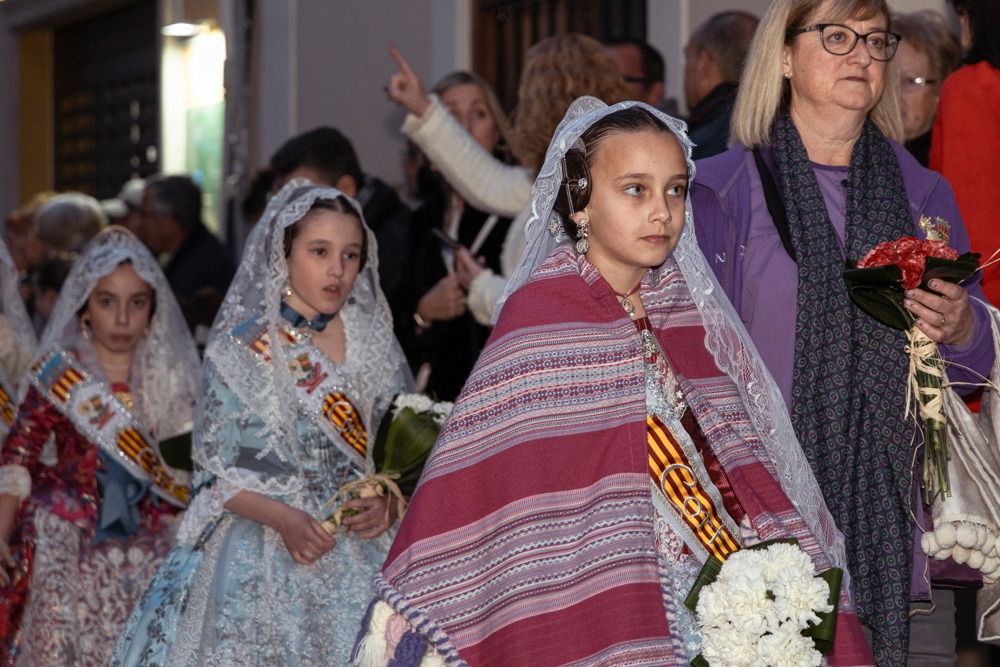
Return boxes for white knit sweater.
[403,95,534,324]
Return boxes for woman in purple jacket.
[690,1,993,665]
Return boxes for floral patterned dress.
[0,383,178,667]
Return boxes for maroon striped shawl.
[372,246,873,666]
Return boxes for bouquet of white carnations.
[685,540,841,667]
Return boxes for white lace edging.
[353,601,446,667]
[175,477,244,545]
[0,465,31,501]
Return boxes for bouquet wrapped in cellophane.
[843,231,980,503]
[320,394,452,535]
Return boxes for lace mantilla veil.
[32,226,199,441]
[498,96,849,577]
[192,181,410,506]
[0,238,36,392]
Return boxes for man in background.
[139,175,235,338]
[683,10,759,160]
[605,37,680,114]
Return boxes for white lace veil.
[499,96,849,574]
[0,238,35,391]
[32,226,200,440]
[196,181,410,497]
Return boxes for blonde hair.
[432,71,512,156]
[731,0,903,148]
[892,11,962,84]
[509,34,629,172]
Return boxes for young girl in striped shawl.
[354,98,875,666]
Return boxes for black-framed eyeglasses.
[789,23,901,61]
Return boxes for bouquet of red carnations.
[844,234,980,503]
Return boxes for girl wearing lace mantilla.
[0,237,34,442]
[353,99,875,666]
[112,183,412,666]
[0,226,199,666]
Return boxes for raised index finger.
[389,46,416,77]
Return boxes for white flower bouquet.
[685,540,841,667]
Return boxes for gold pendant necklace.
[612,281,642,318]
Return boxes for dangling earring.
[575,218,590,254]
[283,284,293,300]
[80,313,92,341]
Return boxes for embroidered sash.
[648,413,740,563]
[30,348,190,506]
[0,378,15,428]
[232,317,369,464]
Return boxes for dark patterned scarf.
[772,113,914,666]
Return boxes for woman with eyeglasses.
[893,11,962,166]
[690,1,993,664]
[931,0,1000,308]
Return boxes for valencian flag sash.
[30,348,190,506]
[0,376,17,439]
[232,317,369,465]
[647,413,741,563]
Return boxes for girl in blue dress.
[112,182,412,666]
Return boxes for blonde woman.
[386,34,628,324]
[690,1,992,663]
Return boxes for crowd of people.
[0,0,999,665]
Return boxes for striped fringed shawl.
[368,247,873,666]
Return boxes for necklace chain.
[612,281,642,318]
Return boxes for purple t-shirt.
[739,152,991,407]
[728,149,990,599]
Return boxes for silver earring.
[575,218,590,254]
[283,284,293,299]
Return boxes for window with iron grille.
[53,0,159,199]
[474,0,646,112]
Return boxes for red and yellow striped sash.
[241,320,369,460]
[647,414,739,562]
[117,426,190,505]
[323,392,367,457]
[0,383,15,426]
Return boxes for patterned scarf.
[773,113,914,666]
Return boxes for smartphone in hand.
[431,228,460,249]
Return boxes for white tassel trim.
[353,601,449,666]
[0,465,31,501]
[921,518,1000,584]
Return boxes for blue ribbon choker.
[280,300,336,332]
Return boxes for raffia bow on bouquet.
[319,393,452,536]
[843,234,980,504]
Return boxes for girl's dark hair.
[950,0,1000,68]
[283,196,368,270]
[552,107,682,241]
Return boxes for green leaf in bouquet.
[843,253,980,331]
[374,406,440,496]
[811,567,843,655]
[843,263,912,330]
[158,431,193,471]
[920,253,981,292]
